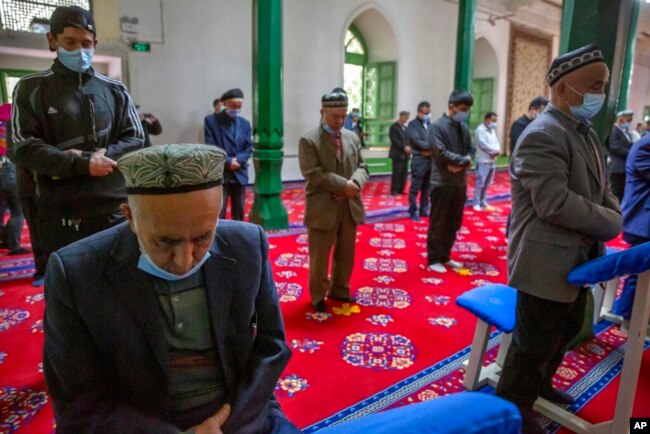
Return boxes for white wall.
[475,19,510,150]
[124,0,253,147]
[281,0,458,179]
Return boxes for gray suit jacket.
[299,126,369,230]
[508,105,622,303]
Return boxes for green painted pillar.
[618,0,641,111]
[250,0,288,230]
[454,0,477,92]
[559,0,638,143]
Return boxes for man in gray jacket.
[496,45,622,434]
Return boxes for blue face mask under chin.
[226,109,240,118]
[566,83,605,121]
[138,250,211,281]
[58,47,94,73]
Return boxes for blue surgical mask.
[322,123,336,135]
[138,250,211,281]
[452,110,468,122]
[566,84,605,121]
[58,47,94,73]
[621,122,630,131]
[422,114,432,123]
[489,122,497,130]
[226,109,240,118]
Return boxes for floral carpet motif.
[1,172,646,434]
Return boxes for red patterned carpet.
[0,172,648,434]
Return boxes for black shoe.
[539,386,574,405]
[520,409,544,434]
[8,247,31,255]
[410,214,421,222]
[326,294,357,303]
[313,300,327,313]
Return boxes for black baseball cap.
[49,6,96,37]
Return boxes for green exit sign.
[131,42,151,52]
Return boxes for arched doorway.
[343,7,398,173]
[344,26,367,112]
[470,37,499,130]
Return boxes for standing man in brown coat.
[299,90,369,312]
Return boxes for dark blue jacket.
[621,134,650,239]
[43,220,294,433]
[204,112,253,185]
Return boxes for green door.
[364,62,396,148]
[469,78,494,131]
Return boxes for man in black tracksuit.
[10,6,144,282]
[426,90,475,273]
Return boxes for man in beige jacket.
[299,90,369,312]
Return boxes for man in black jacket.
[606,109,634,202]
[426,90,475,273]
[508,96,548,155]
[10,5,144,275]
[406,102,433,221]
[388,111,411,195]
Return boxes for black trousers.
[496,288,588,409]
[426,184,466,263]
[1,189,25,252]
[408,157,432,216]
[39,210,126,262]
[19,196,47,277]
[390,158,408,194]
[220,183,246,221]
[609,172,626,203]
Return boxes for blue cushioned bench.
[591,247,624,325]
[319,392,521,434]
[455,283,517,391]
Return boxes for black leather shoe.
[520,409,544,434]
[539,386,574,405]
[313,300,327,313]
[326,294,356,303]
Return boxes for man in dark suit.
[508,96,548,155]
[612,134,650,322]
[406,101,433,221]
[299,91,369,312]
[606,109,634,202]
[204,88,253,221]
[388,111,411,195]
[497,45,622,434]
[43,144,300,434]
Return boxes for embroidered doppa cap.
[118,144,226,195]
[50,6,96,37]
[220,88,244,101]
[546,44,605,86]
[616,109,634,117]
[322,91,348,108]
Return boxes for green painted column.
[618,0,641,111]
[454,0,477,92]
[559,0,638,143]
[250,0,288,230]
